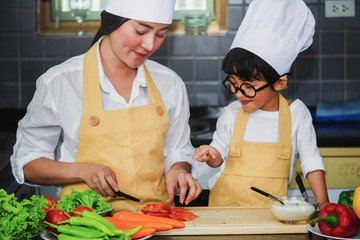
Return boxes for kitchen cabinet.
[289,147,360,189]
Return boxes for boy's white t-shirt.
[208,99,325,190]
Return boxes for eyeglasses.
[222,77,270,98]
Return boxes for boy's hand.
[193,145,218,162]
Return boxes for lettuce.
[0,189,47,240]
[56,188,112,213]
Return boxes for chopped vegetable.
[113,211,185,229]
[56,188,112,213]
[0,189,47,240]
[140,203,199,221]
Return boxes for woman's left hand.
[165,162,202,205]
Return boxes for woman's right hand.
[78,163,119,198]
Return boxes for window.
[36,0,227,36]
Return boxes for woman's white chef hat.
[230,0,315,75]
[104,0,176,24]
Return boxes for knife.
[114,190,140,202]
[295,175,309,202]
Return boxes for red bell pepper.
[310,203,359,238]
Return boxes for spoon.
[295,175,309,202]
[250,187,285,205]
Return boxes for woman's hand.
[165,162,202,205]
[193,145,223,167]
[78,163,119,198]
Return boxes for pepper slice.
[168,211,199,221]
[141,203,171,213]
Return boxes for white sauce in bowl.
[270,199,315,221]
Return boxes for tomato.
[141,203,171,213]
[168,211,199,221]
[169,207,185,213]
[44,209,70,234]
[42,197,58,214]
[71,206,93,217]
[143,212,170,218]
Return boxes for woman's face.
[230,75,279,113]
[108,20,169,69]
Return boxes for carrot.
[104,216,173,231]
[117,226,156,239]
[113,211,185,229]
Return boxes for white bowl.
[268,195,319,224]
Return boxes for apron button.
[156,106,164,116]
[89,116,100,126]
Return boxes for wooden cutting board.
[155,207,309,235]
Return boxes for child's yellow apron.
[209,94,292,207]
[60,42,170,212]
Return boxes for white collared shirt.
[10,40,199,194]
[208,99,325,190]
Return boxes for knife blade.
[114,190,140,202]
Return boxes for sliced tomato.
[168,211,199,221]
[169,207,185,213]
[143,212,170,218]
[141,203,171,213]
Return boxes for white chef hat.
[230,0,315,75]
[104,0,176,24]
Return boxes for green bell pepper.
[338,189,354,211]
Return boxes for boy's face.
[229,75,280,113]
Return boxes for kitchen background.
[0,0,359,203]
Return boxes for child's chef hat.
[104,0,176,24]
[230,0,315,75]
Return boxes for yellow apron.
[60,41,170,212]
[209,94,292,207]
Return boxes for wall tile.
[20,0,33,7]
[195,36,218,56]
[0,35,18,58]
[295,56,320,81]
[319,5,345,29]
[0,0,18,7]
[346,82,360,102]
[195,83,219,106]
[0,10,18,33]
[347,31,360,55]
[169,36,193,56]
[69,38,92,57]
[0,60,19,83]
[19,8,33,33]
[347,57,360,81]
[171,59,194,81]
[195,59,219,81]
[21,84,36,107]
[220,33,235,56]
[321,57,344,80]
[295,82,320,106]
[20,35,43,57]
[321,31,344,55]
[21,60,44,83]
[227,6,244,31]
[45,39,68,58]
[185,83,195,105]
[347,4,360,29]
[45,59,67,72]
[321,82,345,103]
[152,38,168,57]
[0,85,19,108]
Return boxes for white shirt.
[10,40,199,193]
[208,99,325,190]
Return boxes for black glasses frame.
[222,77,270,98]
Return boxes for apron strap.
[83,40,103,114]
[277,94,292,159]
[228,108,248,157]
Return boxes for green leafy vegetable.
[0,189,47,240]
[56,188,112,213]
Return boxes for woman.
[10,0,202,212]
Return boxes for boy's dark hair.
[91,11,130,46]
[222,48,281,88]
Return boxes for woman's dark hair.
[222,48,281,88]
[91,11,130,46]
